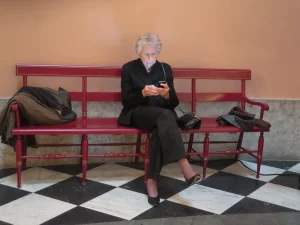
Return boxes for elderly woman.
[117,33,201,206]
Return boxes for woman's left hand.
[157,83,170,100]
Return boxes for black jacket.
[117,58,179,126]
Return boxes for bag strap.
[160,62,167,81]
[160,62,186,114]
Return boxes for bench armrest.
[11,103,21,128]
[12,103,19,112]
[242,96,269,119]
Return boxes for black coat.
[117,58,179,126]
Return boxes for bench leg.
[186,134,194,161]
[235,132,244,161]
[135,134,142,163]
[82,135,88,186]
[15,136,23,188]
[22,136,27,169]
[257,132,264,179]
[144,134,150,184]
[80,135,84,168]
[202,133,209,180]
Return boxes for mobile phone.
[157,81,166,88]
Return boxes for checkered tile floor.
[0,159,299,225]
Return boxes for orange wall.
[1,0,300,98]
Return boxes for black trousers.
[131,106,186,179]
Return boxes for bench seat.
[12,117,267,135]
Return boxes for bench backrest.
[16,64,251,118]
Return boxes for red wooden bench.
[12,64,270,188]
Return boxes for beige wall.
[1,0,300,98]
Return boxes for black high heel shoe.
[145,185,160,207]
[185,174,201,185]
[148,195,160,207]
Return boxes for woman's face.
[139,44,158,70]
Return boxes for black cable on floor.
[237,160,299,177]
[189,158,300,180]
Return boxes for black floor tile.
[36,176,115,205]
[41,206,124,225]
[120,175,190,199]
[0,168,17,179]
[0,184,31,207]
[117,162,144,171]
[246,160,300,170]
[269,171,300,190]
[0,167,31,180]
[42,163,103,176]
[190,159,236,170]
[0,221,12,225]
[223,197,299,214]
[134,200,212,220]
[198,171,266,196]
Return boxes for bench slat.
[12,117,266,135]
[16,64,251,80]
[16,65,122,77]
[68,92,243,102]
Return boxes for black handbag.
[176,112,201,130]
[160,63,201,130]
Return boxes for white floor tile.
[0,193,75,225]
[81,188,158,220]
[222,160,285,182]
[288,162,300,174]
[248,183,300,211]
[77,163,144,187]
[0,167,72,192]
[168,184,244,215]
[160,162,218,181]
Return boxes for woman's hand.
[157,83,170,100]
[142,85,159,97]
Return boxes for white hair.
[135,33,162,55]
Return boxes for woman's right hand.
[142,85,159,97]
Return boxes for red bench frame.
[12,64,270,188]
